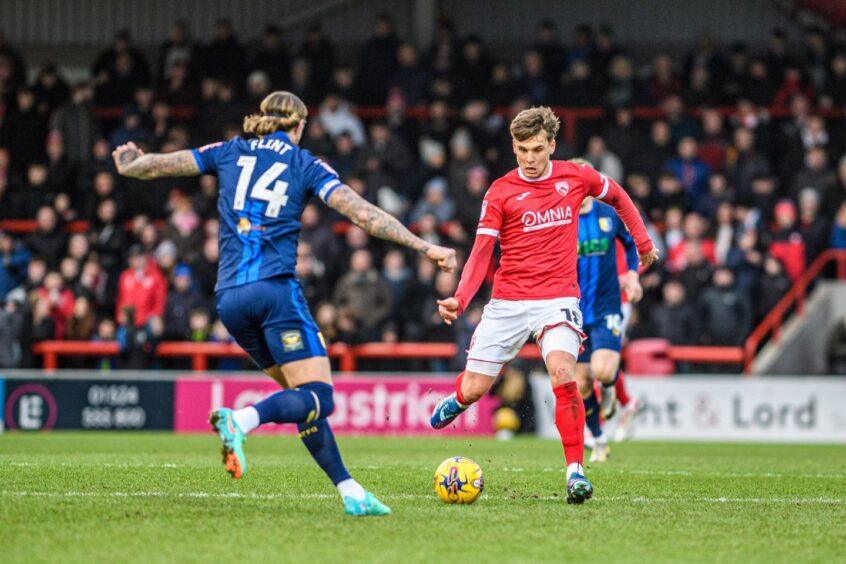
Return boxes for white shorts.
[465,297,586,377]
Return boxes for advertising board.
[4,379,174,431]
[531,375,846,442]
[175,376,498,435]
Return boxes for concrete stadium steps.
[754,281,846,375]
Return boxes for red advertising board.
[175,376,498,435]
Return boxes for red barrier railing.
[743,249,846,374]
[665,346,743,364]
[33,340,743,372]
[0,219,166,235]
[0,219,92,234]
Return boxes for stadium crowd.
[2,15,846,369]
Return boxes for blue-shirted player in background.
[113,91,456,516]
[573,160,643,463]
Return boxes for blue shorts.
[578,314,623,363]
[216,276,326,369]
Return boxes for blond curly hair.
[243,91,308,137]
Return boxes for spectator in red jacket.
[115,245,167,327]
[768,200,806,281]
[666,212,717,272]
[36,271,75,339]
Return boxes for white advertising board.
[531,375,846,443]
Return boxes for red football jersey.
[455,160,651,311]
[477,160,599,300]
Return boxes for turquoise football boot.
[208,408,247,479]
[430,393,469,429]
[566,473,593,505]
[344,491,392,517]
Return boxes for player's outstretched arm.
[327,184,456,272]
[438,231,497,325]
[112,142,200,180]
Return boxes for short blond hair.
[509,106,560,142]
[243,91,307,137]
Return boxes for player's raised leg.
[208,285,279,480]
[432,299,528,429]
[210,362,336,481]
[431,370,496,429]
[214,357,389,516]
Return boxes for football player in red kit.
[431,107,658,504]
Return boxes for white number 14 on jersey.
[233,156,289,218]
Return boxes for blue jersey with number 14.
[192,130,341,291]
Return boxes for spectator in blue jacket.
[665,136,711,213]
[0,231,32,297]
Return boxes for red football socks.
[553,381,585,466]
[615,370,631,407]
[455,372,469,406]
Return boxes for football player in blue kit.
[575,184,643,463]
[113,91,456,516]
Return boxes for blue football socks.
[253,381,334,425]
[298,419,352,485]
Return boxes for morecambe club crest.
[555,181,569,197]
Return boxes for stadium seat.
[624,339,674,375]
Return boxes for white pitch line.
[1,491,843,504]
[0,491,338,500]
[533,468,846,480]
[1,461,189,468]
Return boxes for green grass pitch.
[1,433,844,563]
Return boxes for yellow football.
[433,456,484,504]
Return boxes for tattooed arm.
[112,142,200,180]
[326,184,456,272]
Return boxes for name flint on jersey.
[521,206,573,232]
[249,137,293,155]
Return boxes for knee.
[300,382,335,419]
[551,364,576,387]
[592,363,616,384]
